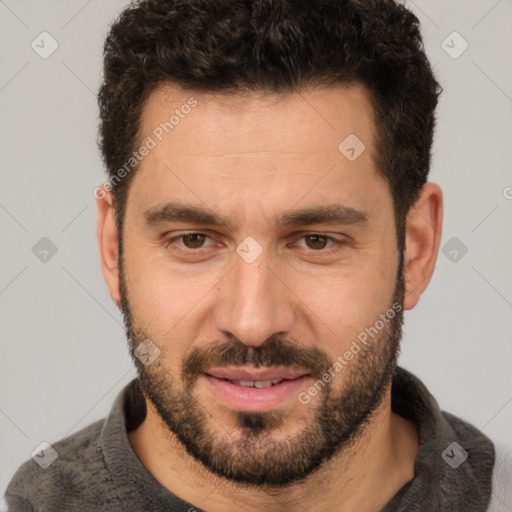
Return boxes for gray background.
[1,0,511,504]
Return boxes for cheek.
[123,241,223,331]
[293,255,397,345]
[123,255,219,373]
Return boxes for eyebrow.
[143,202,368,230]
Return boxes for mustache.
[181,335,333,387]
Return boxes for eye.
[163,232,345,256]
[295,234,338,251]
[300,234,333,250]
[164,232,214,250]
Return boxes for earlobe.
[402,182,443,310]
[96,186,121,305]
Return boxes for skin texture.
[97,83,443,511]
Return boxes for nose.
[214,249,296,347]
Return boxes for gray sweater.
[5,367,495,511]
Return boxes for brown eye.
[182,234,207,248]
[304,234,328,250]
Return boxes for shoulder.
[488,443,512,511]
[392,368,497,510]
[439,411,495,500]
[441,410,495,465]
[5,419,115,510]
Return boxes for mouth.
[202,366,312,411]
[213,378,290,388]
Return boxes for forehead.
[127,82,388,226]
[138,82,376,161]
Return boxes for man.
[5,0,498,510]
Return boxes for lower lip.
[202,374,311,412]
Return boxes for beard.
[119,254,405,488]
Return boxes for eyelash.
[163,232,345,255]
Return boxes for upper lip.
[205,366,310,381]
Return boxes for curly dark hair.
[98,0,441,249]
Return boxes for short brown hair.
[98,0,441,248]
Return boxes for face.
[117,83,404,486]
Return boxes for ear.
[96,185,121,306]
[403,182,443,310]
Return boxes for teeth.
[234,379,284,388]
[254,380,273,388]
